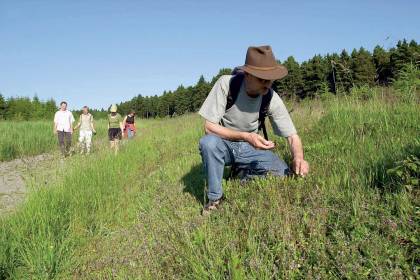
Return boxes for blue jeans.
[127,129,135,139]
[199,134,289,201]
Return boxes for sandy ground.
[0,154,54,216]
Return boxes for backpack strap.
[258,90,273,140]
[226,72,245,110]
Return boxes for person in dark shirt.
[123,110,136,139]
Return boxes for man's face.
[244,73,273,96]
[83,107,88,114]
[60,103,67,111]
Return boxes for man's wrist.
[241,132,250,142]
[293,155,304,161]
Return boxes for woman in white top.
[74,106,96,154]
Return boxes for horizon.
[1,0,419,110]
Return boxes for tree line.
[1,39,418,121]
[118,39,419,118]
[0,95,110,121]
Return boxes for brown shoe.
[202,197,224,216]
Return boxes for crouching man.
[198,46,309,215]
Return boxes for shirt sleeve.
[268,92,297,137]
[53,112,58,123]
[198,75,230,124]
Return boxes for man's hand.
[292,158,309,176]
[245,133,275,150]
[53,130,57,135]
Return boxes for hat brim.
[239,65,288,81]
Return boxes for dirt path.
[0,135,119,216]
[0,154,55,216]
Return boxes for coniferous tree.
[351,48,376,86]
[373,45,392,85]
[301,55,328,98]
[332,49,353,93]
[273,56,304,98]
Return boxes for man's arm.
[287,134,309,176]
[91,116,96,133]
[205,120,275,150]
[74,115,81,130]
[53,122,57,135]
[70,113,75,134]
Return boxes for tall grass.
[0,120,108,161]
[0,93,419,279]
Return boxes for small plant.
[316,81,335,101]
[350,85,377,100]
[386,154,419,192]
[392,63,420,103]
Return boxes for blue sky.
[0,0,419,109]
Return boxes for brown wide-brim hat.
[239,45,288,81]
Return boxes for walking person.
[123,110,136,139]
[74,106,96,155]
[53,101,75,157]
[108,104,124,155]
[198,46,309,215]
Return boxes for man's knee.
[270,155,289,176]
[199,134,223,152]
[260,152,289,176]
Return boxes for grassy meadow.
[0,120,109,161]
[0,92,419,279]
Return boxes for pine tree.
[325,53,340,94]
[301,55,328,98]
[390,39,420,78]
[373,45,392,85]
[333,49,353,93]
[351,48,376,86]
[273,56,304,98]
[192,75,211,111]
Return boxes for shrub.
[392,63,420,103]
[350,85,378,100]
[386,154,419,192]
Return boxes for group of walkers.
[53,45,310,215]
[53,102,136,157]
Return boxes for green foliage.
[0,120,108,161]
[2,40,418,121]
[316,81,335,101]
[117,39,418,117]
[273,56,304,98]
[386,154,419,192]
[0,96,57,121]
[349,85,378,100]
[351,47,376,86]
[390,39,420,78]
[373,45,392,85]
[301,55,328,98]
[0,95,419,278]
[392,63,420,102]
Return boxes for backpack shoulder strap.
[226,73,244,110]
[258,89,274,140]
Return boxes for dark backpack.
[226,69,273,140]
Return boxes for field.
[0,120,109,161]
[0,93,419,279]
